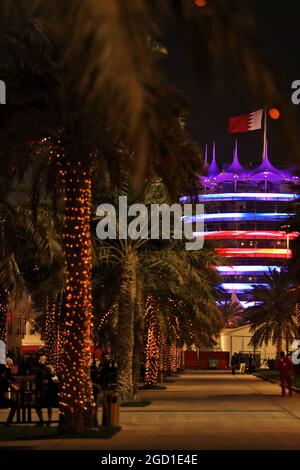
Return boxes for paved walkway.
[1,370,300,450]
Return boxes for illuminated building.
[183,140,299,305]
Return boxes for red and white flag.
[228,109,263,133]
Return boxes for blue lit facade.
[186,141,299,304]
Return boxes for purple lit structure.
[201,140,299,191]
[184,140,299,305]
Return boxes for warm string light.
[101,336,113,359]
[188,319,195,343]
[162,337,168,374]
[0,290,8,342]
[160,336,167,373]
[55,292,64,374]
[144,296,160,386]
[170,344,177,373]
[145,322,160,386]
[176,346,181,370]
[97,307,114,334]
[58,157,95,418]
[44,297,57,366]
[95,306,116,358]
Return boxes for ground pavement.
[1,370,300,450]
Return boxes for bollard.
[102,391,120,426]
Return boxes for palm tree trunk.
[132,288,144,400]
[45,294,64,371]
[285,335,289,354]
[0,289,8,343]
[276,331,282,355]
[161,337,168,374]
[44,297,56,366]
[169,343,177,374]
[115,251,137,402]
[54,291,65,377]
[145,322,160,386]
[58,154,95,434]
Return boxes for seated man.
[0,371,18,424]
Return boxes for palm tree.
[246,270,299,354]
[0,206,29,342]
[0,4,204,431]
[217,292,245,328]
[22,206,65,369]
[1,0,298,432]
[93,172,223,399]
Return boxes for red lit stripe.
[216,248,292,259]
[199,231,299,240]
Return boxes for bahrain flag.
[228,109,263,133]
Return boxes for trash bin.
[158,371,164,383]
[102,391,120,426]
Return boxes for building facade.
[183,141,299,306]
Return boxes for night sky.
[164,1,300,167]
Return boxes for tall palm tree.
[1,0,298,432]
[94,220,222,400]
[0,3,203,431]
[246,270,299,354]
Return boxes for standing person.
[231,352,238,375]
[277,351,293,396]
[35,362,47,425]
[44,365,59,425]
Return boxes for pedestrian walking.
[231,352,238,375]
[277,351,293,396]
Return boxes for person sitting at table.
[0,371,18,425]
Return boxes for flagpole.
[262,107,267,161]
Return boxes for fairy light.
[0,290,7,342]
[144,296,160,386]
[170,344,177,373]
[145,322,160,386]
[97,308,114,332]
[58,157,95,421]
[95,307,117,359]
[188,319,195,343]
[55,292,64,374]
[176,345,181,370]
[44,297,57,366]
[101,336,112,358]
[162,337,168,374]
